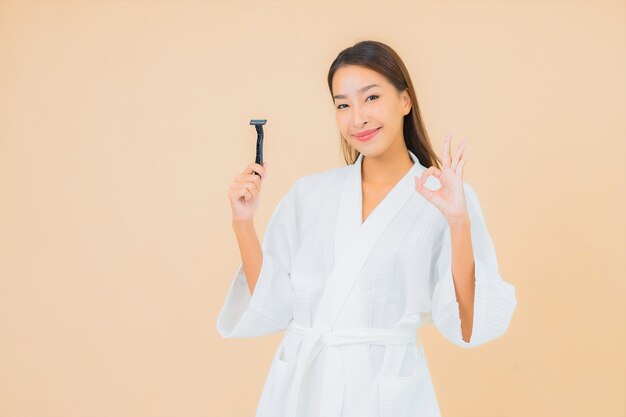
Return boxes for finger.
[252,162,267,177]
[233,184,249,201]
[242,185,257,202]
[419,166,434,184]
[247,187,257,201]
[457,149,468,176]
[243,167,263,178]
[443,132,453,170]
[249,180,260,194]
[247,175,261,188]
[452,139,466,173]
[422,165,442,178]
[236,174,262,183]
[421,167,442,190]
[232,184,251,202]
[414,176,435,200]
[422,166,445,190]
[235,182,258,196]
[243,162,267,177]
[240,174,263,188]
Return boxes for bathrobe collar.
[315,149,427,327]
[333,149,426,267]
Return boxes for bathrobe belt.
[284,319,418,417]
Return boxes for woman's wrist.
[232,218,255,230]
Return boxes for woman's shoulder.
[292,164,350,193]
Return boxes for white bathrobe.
[216,149,517,417]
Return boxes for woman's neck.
[361,147,413,186]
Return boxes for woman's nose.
[351,105,369,128]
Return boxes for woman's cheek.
[336,114,347,130]
[371,106,384,120]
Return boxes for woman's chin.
[352,141,383,156]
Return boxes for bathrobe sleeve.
[216,180,300,338]
[429,183,517,348]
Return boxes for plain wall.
[0,1,624,416]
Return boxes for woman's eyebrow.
[333,84,380,100]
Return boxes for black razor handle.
[249,119,267,177]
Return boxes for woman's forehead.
[333,66,388,95]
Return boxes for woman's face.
[332,65,411,158]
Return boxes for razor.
[249,119,267,177]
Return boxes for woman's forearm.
[232,220,263,296]
[448,214,476,342]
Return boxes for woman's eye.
[336,95,378,110]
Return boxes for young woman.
[218,40,517,417]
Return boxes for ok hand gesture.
[414,133,470,222]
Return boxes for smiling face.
[332,65,412,158]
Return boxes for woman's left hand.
[414,132,470,222]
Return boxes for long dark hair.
[327,40,442,169]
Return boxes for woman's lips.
[354,127,381,142]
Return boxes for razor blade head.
[249,119,267,126]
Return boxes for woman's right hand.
[228,162,268,223]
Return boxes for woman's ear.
[402,89,412,116]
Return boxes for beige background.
[1,1,624,416]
